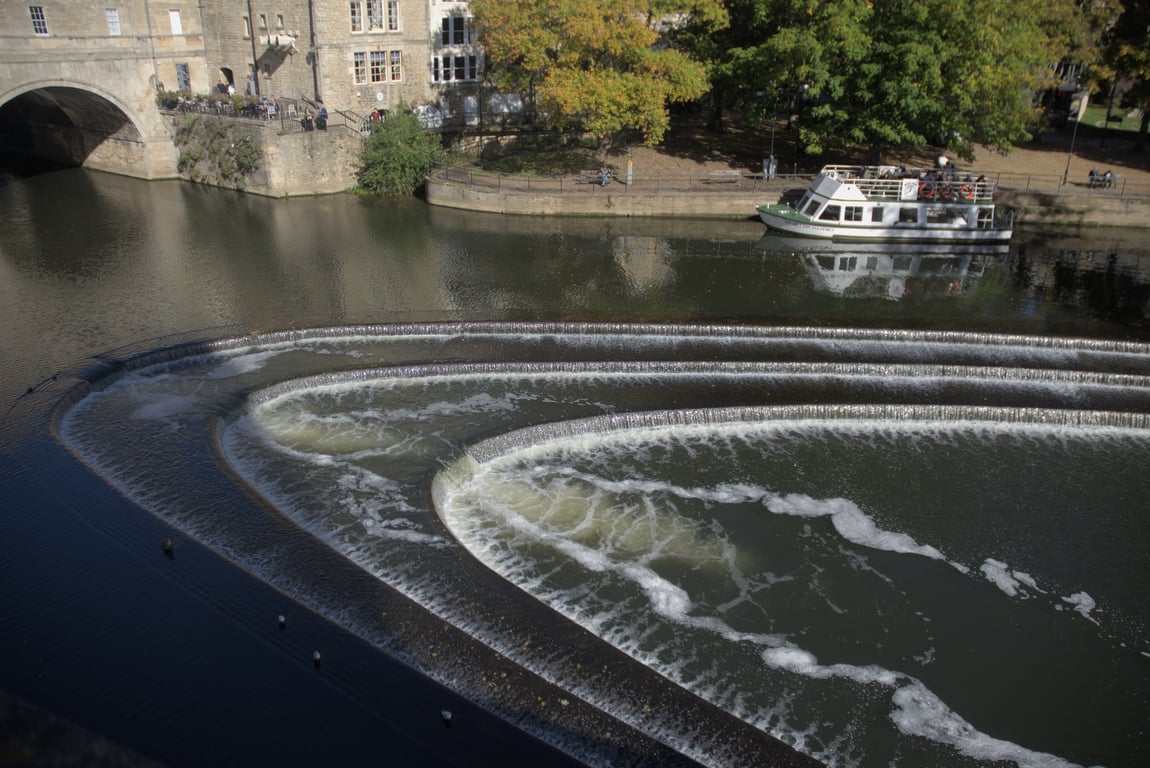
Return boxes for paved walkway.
[596,118,1150,191]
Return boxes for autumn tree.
[471,0,728,144]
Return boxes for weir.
[58,322,1150,768]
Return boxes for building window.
[175,62,191,91]
[349,2,362,32]
[258,14,267,31]
[276,14,284,29]
[366,0,383,31]
[370,50,386,83]
[387,1,399,31]
[29,6,48,35]
[389,50,402,81]
[433,54,478,82]
[441,16,471,45]
[353,52,367,84]
[242,15,251,38]
[169,10,182,35]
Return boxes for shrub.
[357,111,445,196]
[171,115,262,189]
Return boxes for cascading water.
[60,323,1150,768]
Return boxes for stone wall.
[257,124,362,196]
[998,191,1150,229]
[426,177,765,219]
[427,176,1150,227]
[163,113,360,197]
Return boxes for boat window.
[871,207,884,222]
[818,205,841,222]
[844,206,863,221]
[898,208,918,224]
[837,256,857,271]
[926,208,963,224]
[893,256,913,271]
[865,256,878,271]
[815,255,835,270]
[804,199,821,217]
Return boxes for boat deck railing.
[819,165,997,203]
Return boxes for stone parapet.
[426,173,770,219]
[427,169,1150,228]
[997,191,1150,229]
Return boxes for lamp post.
[1062,94,1083,186]
[766,101,777,181]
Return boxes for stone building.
[0,1,495,188]
[199,0,485,121]
[2,1,486,122]
[0,1,213,95]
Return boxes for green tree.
[703,0,1090,160]
[1100,1,1150,150]
[357,111,445,196]
[472,0,728,144]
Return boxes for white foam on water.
[981,558,1025,597]
[761,648,1089,768]
[890,684,1085,768]
[1061,592,1099,625]
[438,417,1125,768]
[762,646,899,687]
[761,491,948,561]
[200,349,281,379]
[129,393,199,422]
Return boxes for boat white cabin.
[757,164,1013,242]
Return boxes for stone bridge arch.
[0,78,177,179]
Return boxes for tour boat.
[757,164,1013,242]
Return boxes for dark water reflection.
[2,167,1149,767]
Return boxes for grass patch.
[1080,104,1141,132]
[478,133,600,175]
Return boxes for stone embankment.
[426,164,1150,228]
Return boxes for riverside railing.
[430,165,1150,200]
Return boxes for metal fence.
[163,97,367,138]
[430,165,1150,199]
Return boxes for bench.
[703,170,743,184]
[1088,173,1117,189]
[582,169,613,186]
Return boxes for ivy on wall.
[172,115,262,189]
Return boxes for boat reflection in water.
[759,236,1010,300]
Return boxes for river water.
[2,167,1149,768]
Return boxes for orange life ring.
[920,182,935,199]
[960,183,974,200]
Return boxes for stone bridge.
[0,35,179,178]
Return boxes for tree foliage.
[702,0,1092,160]
[472,0,728,144]
[358,111,445,196]
[1100,0,1150,150]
